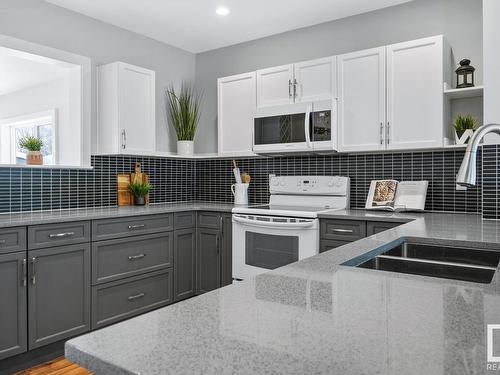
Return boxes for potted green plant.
[166,83,202,156]
[18,135,44,165]
[454,114,478,145]
[128,181,152,206]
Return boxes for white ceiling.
[45,0,412,53]
[0,47,76,96]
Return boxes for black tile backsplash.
[195,149,482,214]
[0,147,495,217]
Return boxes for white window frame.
[1,110,58,165]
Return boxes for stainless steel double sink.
[345,241,500,284]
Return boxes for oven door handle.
[233,215,315,229]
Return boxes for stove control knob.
[272,179,279,186]
[328,179,335,187]
[280,180,286,186]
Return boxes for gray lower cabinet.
[221,214,232,287]
[366,221,401,236]
[0,252,27,360]
[320,239,350,253]
[0,227,27,255]
[197,228,220,294]
[173,228,196,301]
[92,269,172,329]
[28,243,91,349]
[92,233,173,285]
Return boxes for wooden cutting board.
[117,163,150,206]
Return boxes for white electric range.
[232,175,350,280]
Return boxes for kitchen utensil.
[232,160,242,183]
[130,163,150,205]
[231,183,249,205]
[117,174,133,206]
[241,173,251,184]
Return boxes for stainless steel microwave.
[252,100,336,154]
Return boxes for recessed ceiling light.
[216,7,230,16]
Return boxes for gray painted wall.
[0,0,196,154]
[195,0,483,153]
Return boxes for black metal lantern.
[456,59,475,88]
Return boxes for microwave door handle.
[233,215,315,229]
[304,105,312,148]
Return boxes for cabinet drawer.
[366,221,401,236]
[320,220,366,241]
[92,214,173,241]
[174,212,195,230]
[0,227,26,254]
[91,269,172,329]
[197,212,221,230]
[28,221,90,249]
[92,233,173,284]
[320,239,351,253]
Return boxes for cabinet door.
[196,228,220,294]
[294,56,336,103]
[0,252,27,360]
[119,63,156,154]
[28,244,90,349]
[338,47,386,152]
[386,36,443,150]
[218,72,256,156]
[174,228,196,301]
[256,64,294,108]
[221,214,232,287]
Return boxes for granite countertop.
[66,211,500,375]
[0,202,236,228]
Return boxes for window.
[0,110,57,165]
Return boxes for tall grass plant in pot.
[166,83,202,156]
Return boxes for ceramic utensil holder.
[231,183,249,205]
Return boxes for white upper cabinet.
[386,36,445,150]
[256,64,294,108]
[338,47,386,152]
[294,57,336,102]
[218,72,256,156]
[97,62,156,155]
[256,57,336,108]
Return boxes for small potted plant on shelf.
[166,83,202,156]
[18,135,44,165]
[454,114,477,145]
[128,181,152,206]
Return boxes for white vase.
[177,140,194,156]
[454,129,474,145]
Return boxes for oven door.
[232,214,319,280]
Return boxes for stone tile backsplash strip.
[0,147,493,217]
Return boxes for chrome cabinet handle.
[293,79,298,99]
[128,224,145,230]
[386,121,390,144]
[331,228,354,233]
[121,129,127,149]
[128,254,146,261]
[30,257,36,285]
[216,235,220,254]
[128,293,145,301]
[380,122,384,145]
[22,259,27,287]
[288,80,292,98]
[49,232,75,238]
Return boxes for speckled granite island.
[66,211,500,375]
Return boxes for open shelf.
[444,85,484,100]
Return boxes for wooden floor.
[13,357,91,375]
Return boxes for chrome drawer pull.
[331,228,354,233]
[128,254,146,261]
[49,232,75,238]
[128,293,145,301]
[128,224,145,230]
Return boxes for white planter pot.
[454,129,474,145]
[177,140,194,156]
